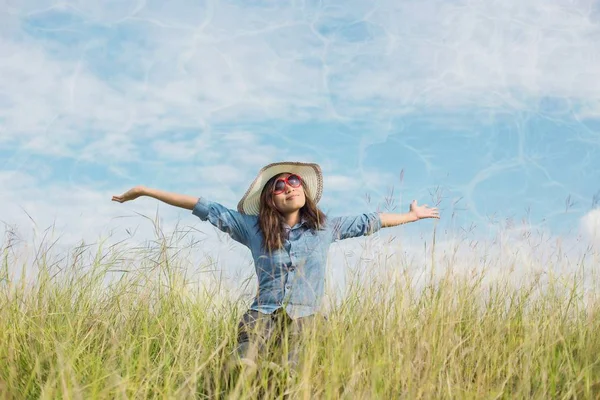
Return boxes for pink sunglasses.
[272,174,302,195]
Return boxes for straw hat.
[237,161,323,215]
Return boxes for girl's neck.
[283,210,301,228]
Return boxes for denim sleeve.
[191,197,255,246]
[330,212,382,241]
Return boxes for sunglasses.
[272,174,302,195]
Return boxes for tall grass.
[1,223,599,399]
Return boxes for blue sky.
[2,0,600,287]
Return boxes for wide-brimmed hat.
[237,161,323,215]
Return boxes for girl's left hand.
[409,200,440,220]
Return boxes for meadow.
[1,221,599,399]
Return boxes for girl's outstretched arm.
[380,200,439,228]
[112,185,198,210]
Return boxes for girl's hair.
[258,173,327,253]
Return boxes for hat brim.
[237,162,323,215]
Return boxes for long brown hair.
[257,173,327,253]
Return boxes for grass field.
[1,225,599,399]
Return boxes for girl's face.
[271,173,306,214]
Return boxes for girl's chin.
[282,203,304,212]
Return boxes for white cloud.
[324,174,361,192]
[581,208,600,244]
[311,0,600,117]
[150,137,208,162]
[3,0,600,162]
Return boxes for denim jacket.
[192,197,382,318]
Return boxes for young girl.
[112,161,439,368]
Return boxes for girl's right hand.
[112,186,146,203]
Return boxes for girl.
[112,161,439,368]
